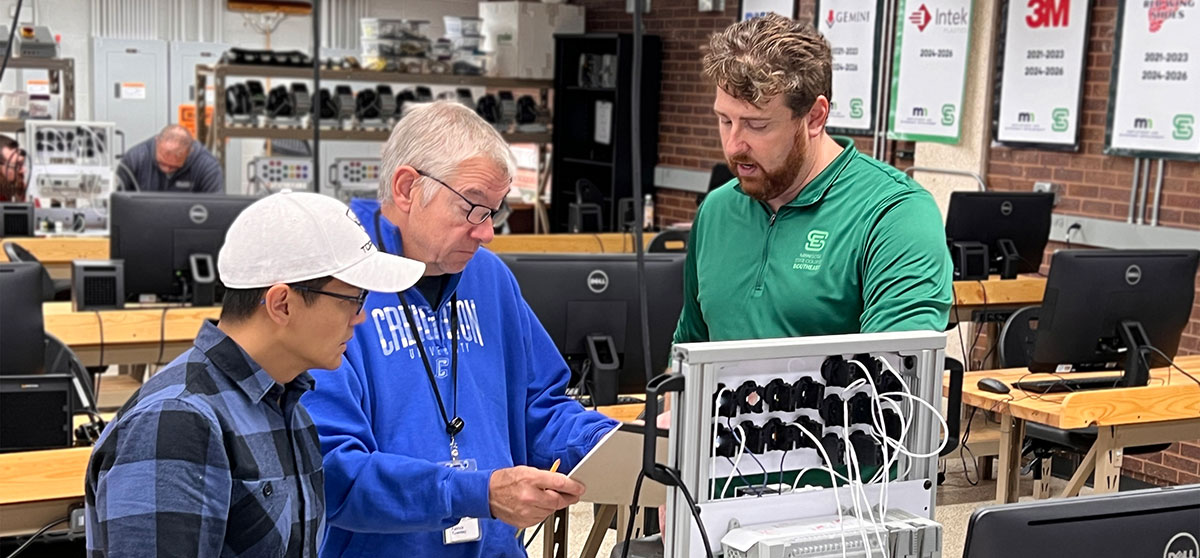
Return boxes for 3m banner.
[888,0,974,143]
[995,0,1092,147]
[819,0,883,134]
[1106,0,1200,158]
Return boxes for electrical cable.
[959,406,980,486]
[4,515,67,558]
[790,421,848,557]
[0,0,24,86]
[619,471,646,558]
[156,307,169,365]
[661,468,715,558]
[94,310,105,369]
[1145,345,1200,388]
[522,520,545,549]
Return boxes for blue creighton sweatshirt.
[301,199,619,558]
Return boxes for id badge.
[440,458,481,544]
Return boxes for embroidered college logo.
[805,230,830,252]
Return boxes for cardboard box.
[479,1,585,79]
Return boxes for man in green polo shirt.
[675,14,952,345]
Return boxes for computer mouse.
[977,378,1011,394]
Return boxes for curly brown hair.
[702,14,833,118]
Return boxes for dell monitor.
[945,191,1054,280]
[498,253,686,406]
[1028,249,1199,388]
[110,192,257,305]
[0,262,45,376]
[964,485,1200,558]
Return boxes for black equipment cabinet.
[550,33,662,233]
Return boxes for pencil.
[516,459,563,539]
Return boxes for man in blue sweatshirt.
[301,101,620,557]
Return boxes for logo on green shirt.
[805,230,829,251]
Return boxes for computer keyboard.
[1011,375,1125,394]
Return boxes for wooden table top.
[945,354,1200,430]
[43,302,221,348]
[951,275,1045,309]
[0,236,108,264]
[0,447,92,506]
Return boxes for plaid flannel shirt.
[85,321,325,558]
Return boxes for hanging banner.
[1106,0,1200,159]
[994,0,1092,147]
[818,0,884,134]
[887,0,974,143]
[739,0,796,20]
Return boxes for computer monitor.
[0,262,45,376]
[498,253,686,405]
[945,192,1054,279]
[110,192,257,305]
[1030,249,1199,387]
[963,485,1200,558]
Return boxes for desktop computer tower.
[0,374,75,452]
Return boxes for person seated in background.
[116,124,224,193]
[0,135,27,201]
[85,191,425,557]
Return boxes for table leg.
[1060,443,1097,498]
[1093,426,1123,494]
[996,413,1024,504]
[582,505,617,558]
[542,508,569,558]
[977,456,994,481]
[1034,457,1054,499]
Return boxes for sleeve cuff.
[448,468,495,520]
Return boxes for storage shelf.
[216,126,550,144]
[201,64,554,90]
[565,86,616,92]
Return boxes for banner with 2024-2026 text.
[819,0,882,134]
[888,0,974,143]
[995,0,1092,147]
[1106,0,1200,159]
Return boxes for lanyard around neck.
[375,209,464,439]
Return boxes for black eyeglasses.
[290,285,368,314]
[416,169,512,226]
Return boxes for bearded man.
[673,14,953,344]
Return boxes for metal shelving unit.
[0,57,76,133]
[195,62,554,231]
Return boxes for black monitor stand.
[187,253,217,307]
[1116,320,1152,388]
[585,333,620,406]
[997,238,1020,280]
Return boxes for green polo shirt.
[673,136,952,344]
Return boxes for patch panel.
[247,156,314,194]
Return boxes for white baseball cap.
[218,191,425,292]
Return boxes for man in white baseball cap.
[85,191,424,558]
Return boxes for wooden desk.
[0,236,108,279]
[0,447,91,537]
[946,355,1200,503]
[950,276,1046,321]
[486,232,653,254]
[43,302,220,367]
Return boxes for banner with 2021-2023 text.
[819,0,883,134]
[888,0,974,143]
[995,0,1092,147]
[1106,0,1200,159]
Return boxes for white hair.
[378,100,517,206]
